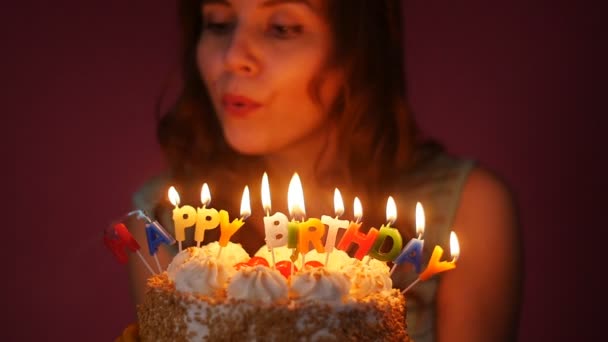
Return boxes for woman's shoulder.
[131,172,172,213]
[398,150,475,193]
[455,165,518,231]
[408,150,516,218]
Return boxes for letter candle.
[295,181,326,258]
[195,183,220,247]
[217,186,250,258]
[261,173,289,267]
[368,196,403,262]
[128,210,176,273]
[336,197,379,260]
[103,222,156,276]
[391,202,426,275]
[321,188,349,266]
[168,186,197,252]
[402,231,460,294]
[287,173,305,272]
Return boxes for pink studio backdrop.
[7,0,602,341]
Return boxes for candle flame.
[240,186,251,219]
[168,186,180,207]
[386,196,397,225]
[415,202,426,237]
[287,173,306,219]
[450,231,460,262]
[353,197,362,221]
[334,188,344,217]
[201,183,211,207]
[261,172,271,214]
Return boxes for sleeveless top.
[132,153,474,342]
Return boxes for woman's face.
[197,0,340,156]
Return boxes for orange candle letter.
[298,218,326,254]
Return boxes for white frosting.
[185,305,210,340]
[361,255,391,272]
[227,265,289,304]
[166,247,207,279]
[304,249,352,271]
[290,268,350,304]
[166,247,229,296]
[198,241,250,276]
[166,244,392,303]
[340,258,393,299]
[169,255,228,296]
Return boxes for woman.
[126,1,522,341]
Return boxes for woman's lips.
[221,94,262,118]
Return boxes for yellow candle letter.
[218,210,244,247]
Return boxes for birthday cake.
[107,176,459,341]
[136,242,409,341]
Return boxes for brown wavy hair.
[157,0,441,215]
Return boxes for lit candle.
[218,186,250,247]
[287,173,306,268]
[195,183,220,247]
[261,172,289,267]
[321,188,349,266]
[353,197,363,223]
[336,196,379,260]
[103,222,155,275]
[369,196,403,262]
[168,186,197,252]
[298,218,325,255]
[391,202,426,274]
[402,231,460,294]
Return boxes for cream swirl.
[290,268,350,304]
[340,259,392,299]
[168,255,228,297]
[199,241,250,276]
[167,247,206,279]
[227,266,289,304]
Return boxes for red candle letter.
[336,222,379,260]
[103,223,140,264]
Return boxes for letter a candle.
[391,202,426,275]
[402,231,460,294]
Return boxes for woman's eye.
[269,24,303,39]
[203,21,234,35]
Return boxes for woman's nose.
[223,26,260,77]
